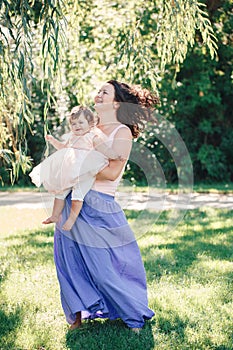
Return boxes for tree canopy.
[1,0,227,185]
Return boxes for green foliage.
[197,144,226,179]
[156,0,218,70]
[0,0,65,183]
[0,0,222,185]
[157,0,233,182]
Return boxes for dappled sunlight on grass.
[0,221,66,350]
[141,207,233,349]
[0,206,232,349]
[66,319,155,350]
[190,255,233,275]
[0,207,50,236]
[149,279,232,349]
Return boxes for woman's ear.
[113,102,120,110]
[94,115,100,125]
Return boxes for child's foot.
[42,215,59,224]
[62,217,76,231]
[69,312,82,330]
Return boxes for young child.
[29,106,122,231]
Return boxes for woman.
[54,80,160,332]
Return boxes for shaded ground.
[0,190,233,210]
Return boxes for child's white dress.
[29,128,109,198]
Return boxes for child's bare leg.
[43,198,65,224]
[62,200,83,230]
[69,311,82,330]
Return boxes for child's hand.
[45,134,54,142]
[117,155,125,162]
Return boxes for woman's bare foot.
[42,215,60,224]
[62,216,76,231]
[69,312,82,330]
[131,327,141,334]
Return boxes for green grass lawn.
[0,207,232,350]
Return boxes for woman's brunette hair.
[107,80,160,138]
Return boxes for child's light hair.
[68,106,95,127]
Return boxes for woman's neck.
[97,110,121,134]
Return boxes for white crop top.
[92,124,130,196]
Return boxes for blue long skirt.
[54,189,154,328]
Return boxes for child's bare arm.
[45,135,67,150]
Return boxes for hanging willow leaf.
[0,0,218,184]
[0,0,66,183]
[156,0,218,69]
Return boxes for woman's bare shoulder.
[90,126,106,137]
[114,125,132,139]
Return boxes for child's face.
[70,113,90,136]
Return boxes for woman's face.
[94,83,115,112]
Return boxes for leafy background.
[0,0,232,186]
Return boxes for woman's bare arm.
[96,127,132,181]
[96,159,127,181]
[93,135,121,160]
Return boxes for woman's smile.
[94,83,115,110]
